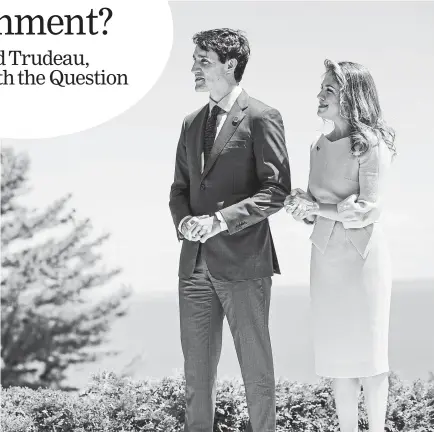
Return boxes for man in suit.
[169,28,291,432]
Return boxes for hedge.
[1,371,433,431]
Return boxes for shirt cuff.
[178,215,191,233]
[215,212,228,231]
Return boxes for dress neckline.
[321,133,351,144]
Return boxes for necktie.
[203,105,223,166]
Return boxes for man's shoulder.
[183,105,207,127]
[246,95,281,118]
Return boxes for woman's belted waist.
[310,216,376,259]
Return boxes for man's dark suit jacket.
[169,90,291,281]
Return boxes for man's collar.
[209,85,243,113]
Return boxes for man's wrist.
[178,215,192,233]
[215,212,228,231]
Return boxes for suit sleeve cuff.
[215,212,228,231]
[178,215,191,233]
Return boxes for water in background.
[68,279,434,389]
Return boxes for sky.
[3,1,434,297]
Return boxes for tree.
[1,146,131,391]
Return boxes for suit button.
[200,184,206,190]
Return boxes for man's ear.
[226,58,238,76]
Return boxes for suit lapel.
[191,105,208,174]
[201,90,249,180]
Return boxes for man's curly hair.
[193,28,250,82]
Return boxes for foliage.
[1,371,433,431]
[1,147,131,391]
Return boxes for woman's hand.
[285,189,319,221]
[284,188,307,211]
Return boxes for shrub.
[1,371,433,431]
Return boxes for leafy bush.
[1,371,433,431]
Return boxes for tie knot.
[210,105,223,118]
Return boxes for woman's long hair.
[324,59,397,158]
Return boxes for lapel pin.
[317,145,320,151]
[232,117,239,125]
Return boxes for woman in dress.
[285,60,396,432]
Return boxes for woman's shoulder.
[309,134,325,151]
[357,138,393,168]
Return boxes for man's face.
[191,45,228,93]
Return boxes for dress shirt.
[179,85,243,236]
[200,85,243,172]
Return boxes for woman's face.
[317,71,341,121]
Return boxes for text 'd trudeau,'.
[0,0,173,139]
